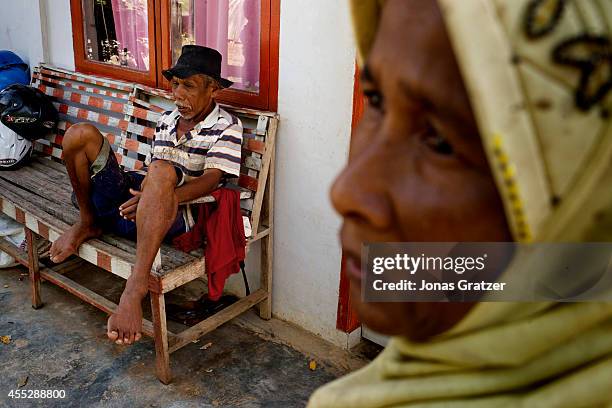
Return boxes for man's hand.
[119,189,142,221]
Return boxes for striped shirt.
[146,103,243,185]
[145,104,243,230]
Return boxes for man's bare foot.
[49,221,101,263]
[107,290,145,345]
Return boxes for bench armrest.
[180,189,254,238]
[182,189,253,205]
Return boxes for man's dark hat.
[162,45,233,88]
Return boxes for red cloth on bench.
[172,188,246,301]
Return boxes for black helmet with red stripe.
[0,84,58,141]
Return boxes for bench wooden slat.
[238,174,259,192]
[55,121,152,158]
[27,157,72,187]
[243,127,267,137]
[37,83,125,113]
[33,72,130,100]
[124,104,161,123]
[59,120,118,140]
[243,154,262,171]
[249,117,277,235]
[130,96,166,113]
[1,161,75,208]
[134,84,173,100]
[1,169,81,225]
[0,181,132,267]
[32,154,68,173]
[119,136,152,156]
[244,137,265,155]
[241,198,254,212]
[37,84,160,124]
[39,66,133,92]
[114,153,145,171]
[100,234,197,269]
[55,102,155,139]
[37,145,63,161]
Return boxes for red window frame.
[70,0,280,111]
[70,0,159,87]
[336,64,364,334]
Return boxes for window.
[71,0,280,110]
[169,1,260,93]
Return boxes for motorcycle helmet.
[0,84,58,141]
[0,50,30,91]
[0,121,32,170]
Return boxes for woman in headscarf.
[308,0,612,406]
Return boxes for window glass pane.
[81,0,150,71]
[171,0,261,93]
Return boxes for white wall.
[273,0,355,345]
[0,0,74,70]
[0,0,47,67]
[0,0,356,347]
[42,0,75,70]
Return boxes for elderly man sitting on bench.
[48,45,243,346]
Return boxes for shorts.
[76,137,188,241]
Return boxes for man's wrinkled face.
[170,74,218,120]
[330,0,512,340]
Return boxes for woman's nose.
[330,151,393,230]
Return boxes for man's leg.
[107,160,178,345]
[49,123,103,263]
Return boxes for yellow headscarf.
[309,1,612,406]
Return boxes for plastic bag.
[0,214,25,268]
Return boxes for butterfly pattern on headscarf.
[524,0,612,111]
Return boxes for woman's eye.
[364,90,384,110]
[421,125,454,155]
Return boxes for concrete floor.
[0,263,363,408]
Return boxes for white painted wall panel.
[0,0,46,67]
[273,0,355,345]
[42,0,75,70]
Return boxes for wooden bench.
[0,64,278,383]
